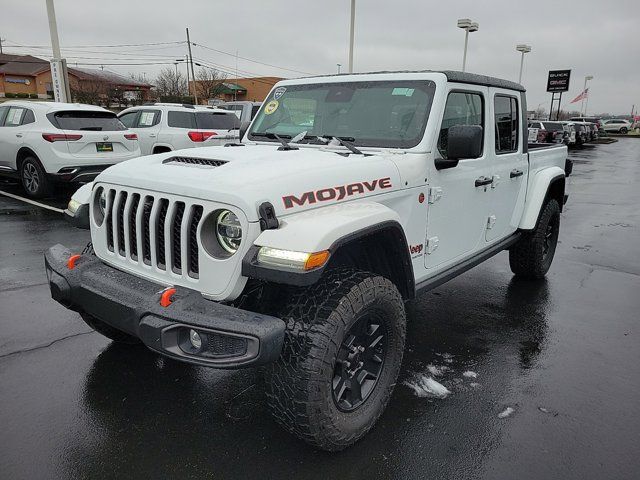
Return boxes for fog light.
[189,329,202,350]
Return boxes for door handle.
[475,176,493,187]
[510,169,524,178]
[16,133,23,138]
[149,134,157,138]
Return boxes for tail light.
[42,133,82,142]
[124,133,138,140]
[188,131,217,142]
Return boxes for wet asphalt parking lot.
[1,139,639,480]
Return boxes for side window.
[167,111,196,129]
[437,91,484,159]
[118,111,138,128]
[494,95,519,154]
[0,106,9,126]
[4,107,26,127]
[21,109,35,125]
[136,110,161,128]
[251,105,260,119]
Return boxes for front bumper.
[44,244,285,368]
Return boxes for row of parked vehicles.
[0,99,261,198]
[528,116,638,149]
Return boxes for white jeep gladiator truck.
[45,70,568,451]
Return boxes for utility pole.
[581,75,593,116]
[46,0,71,102]
[348,0,355,73]
[186,28,198,104]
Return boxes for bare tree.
[534,106,546,119]
[71,79,109,106]
[154,67,187,98]
[195,67,227,102]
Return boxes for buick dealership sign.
[547,70,571,92]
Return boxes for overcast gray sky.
[3,0,639,114]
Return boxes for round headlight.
[216,210,242,253]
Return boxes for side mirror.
[239,121,251,142]
[434,125,483,170]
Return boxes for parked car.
[585,122,599,141]
[564,122,589,146]
[47,70,569,451]
[570,116,602,130]
[528,121,568,144]
[0,101,140,198]
[117,103,240,155]
[602,118,632,134]
[215,101,262,124]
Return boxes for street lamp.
[348,0,356,73]
[516,44,531,84]
[457,19,479,72]
[582,75,593,115]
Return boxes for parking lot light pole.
[582,75,593,115]
[516,44,532,84]
[457,19,479,72]
[348,0,356,73]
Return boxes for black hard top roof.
[304,70,526,92]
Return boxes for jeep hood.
[95,144,402,222]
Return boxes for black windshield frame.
[248,80,437,149]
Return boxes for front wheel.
[265,269,406,451]
[509,199,561,279]
[620,127,628,134]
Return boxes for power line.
[4,39,184,49]
[192,42,314,76]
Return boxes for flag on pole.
[570,88,589,104]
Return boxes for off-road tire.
[265,269,406,451]
[80,312,141,344]
[509,199,561,278]
[20,156,52,199]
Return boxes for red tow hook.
[160,287,177,307]
[67,254,82,270]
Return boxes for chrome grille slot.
[97,187,206,284]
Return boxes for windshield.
[248,80,436,148]
[543,122,564,131]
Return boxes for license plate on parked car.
[96,142,113,152]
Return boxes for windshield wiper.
[318,135,363,155]
[251,132,298,150]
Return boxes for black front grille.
[163,156,227,167]
[156,199,169,269]
[101,189,204,278]
[141,197,154,264]
[172,202,185,273]
[129,194,140,260]
[116,191,128,256]
[189,206,203,277]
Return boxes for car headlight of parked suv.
[216,210,242,253]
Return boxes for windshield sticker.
[392,87,415,97]
[264,100,279,115]
[273,87,286,99]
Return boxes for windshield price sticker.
[264,100,279,115]
[273,87,287,99]
[140,112,155,126]
[392,87,414,97]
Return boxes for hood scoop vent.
[162,156,228,168]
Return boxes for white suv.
[117,103,240,155]
[0,101,140,198]
[602,118,632,134]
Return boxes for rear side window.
[136,110,161,128]
[438,91,484,159]
[251,105,260,119]
[494,96,519,153]
[195,112,239,129]
[49,111,126,131]
[22,109,35,125]
[118,111,138,128]
[167,111,196,128]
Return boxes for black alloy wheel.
[332,314,387,412]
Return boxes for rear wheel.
[509,199,560,279]
[80,312,141,344]
[265,269,406,451]
[620,127,628,134]
[20,156,52,199]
